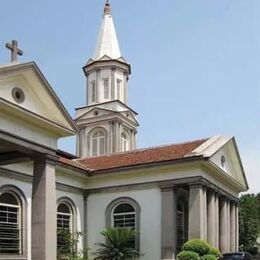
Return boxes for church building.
[0,2,248,260]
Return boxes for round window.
[12,87,25,103]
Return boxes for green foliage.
[182,239,212,256]
[208,247,221,257]
[57,230,88,260]
[179,239,220,260]
[239,193,259,252]
[177,250,200,260]
[200,254,217,260]
[93,227,141,260]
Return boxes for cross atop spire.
[5,40,23,63]
[104,0,111,15]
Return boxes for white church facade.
[0,2,248,260]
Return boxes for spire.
[92,1,122,60]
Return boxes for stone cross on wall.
[5,40,23,62]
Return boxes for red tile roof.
[71,138,208,172]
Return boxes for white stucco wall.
[87,187,161,260]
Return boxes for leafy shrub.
[208,247,221,257]
[93,227,141,260]
[177,250,200,260]
[201,254,217,260]
[182,239,212,256]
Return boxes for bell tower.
[75,1,139,157]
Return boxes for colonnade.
[161,183,239,260]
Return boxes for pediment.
[75,107,115,121]
[0,62,76,136]
[121,110,139,126]
[209,138,248,190]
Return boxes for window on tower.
[90,81,96,102]
[103,78,109,99]
[89,128,107,156]
[121,130,130,152]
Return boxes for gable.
[0,62,76,137]
[209,138,248,190]
[75,107,115,121]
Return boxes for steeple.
[76,2,138,158]
[93,1,122,60]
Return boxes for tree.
[239,193,259,252]
[93,227,141,260]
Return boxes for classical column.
[83,194,88,258]
[85,72,89,104]
[111,67,116,100]
[214,193,219,249]
[235,204,239,251]
[188,185,207,240]
[96,69,100,102]
[32,155,57,260]
[219,197,228,253]
[123,72,128,104]
[207,191,216,246]
[161,187,177,260]
[226,200,231,252]
[230,202,236,251]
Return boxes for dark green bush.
[201,254,217,260]
[177,250,200,260]
[208,247,221,257]
[182,239,212,256]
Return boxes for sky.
[0,0,259,193]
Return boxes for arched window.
[0,191,22,255]
[106,198,140,250]
[177,200,187,252]
[121,131,130,152]
[89,128,107,156]
[113,203,136,229]
[57,200,76,254]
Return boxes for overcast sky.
[0,0,259,193]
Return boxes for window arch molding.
[0,185,27,258]
[87,127,108,156]
[56,197,77,232]
[56,197,78,253]
[105,197,141,250]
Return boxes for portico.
[0,60,77,259]
[160,177,240,260]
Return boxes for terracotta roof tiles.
[74,138,208,172]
